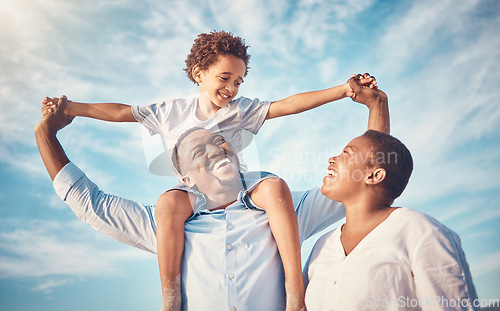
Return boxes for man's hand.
[348,73,387,109]
[36,95,74,135]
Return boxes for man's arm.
[36,95,158,253]
[43,97,136,122]
[35,96,73,180]
[265,76,377,120]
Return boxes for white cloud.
[318,58,339,85]
[367,0,500,208]
[470,251,500,277]
[456,207,500,232]
[31,277,75,294]
[0,219,151,280]
[0,145,47,178]
[377,0,482,75]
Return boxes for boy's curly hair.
[184,30,250,84]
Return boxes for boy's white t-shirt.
[132,96,271,177]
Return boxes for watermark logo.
[366,295,499,309]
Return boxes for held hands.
[42,96,74,117]
[347,73,387,108]
[36,95,75,134]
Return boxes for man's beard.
[213,173,241,188]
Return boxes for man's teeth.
[327,169,337,177]
[219,93,230,99]
[212,158,231,171]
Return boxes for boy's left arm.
[265,75,376,120]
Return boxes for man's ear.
[192,66,203,85]
[182,174,195,188]
[366,168,386,185]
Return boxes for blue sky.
[1,0,499,310]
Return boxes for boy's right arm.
[43,97,137,122]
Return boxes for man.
[36,76,389,310]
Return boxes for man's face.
[177,129,241,194]
[321,135,376,202]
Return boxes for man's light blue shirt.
[54,162,345,310]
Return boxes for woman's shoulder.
[393,207,456,237]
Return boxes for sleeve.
[302,231,332,288]
[412,227,479,311]
[131,101,170,136]
[53,162,158,254]
[302,251,312,286]
[238,97,272,134]
[292,186,345,242]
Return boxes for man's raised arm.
[35,95,74,180]
[35,95,158,253]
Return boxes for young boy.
[304,130,478,310]
[43,31,377,310]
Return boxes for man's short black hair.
[171,127,205,175]
[362,130,413,201]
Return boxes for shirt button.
[230,307,237,311]
[333,281,337,285]
[227,224,233,230]
[227,244,232,250]
[228,274,235,279]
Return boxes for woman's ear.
[366,168,386,185]
[192,66,203,85]
[182,174,195,188]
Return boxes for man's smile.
[211,157,231,172]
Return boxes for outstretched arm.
[43,97,136,122]
[265,76,377,120]
[36,96,159,254]
[348,74,390,134]
[35,96,74,180]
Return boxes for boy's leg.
[250,177,305,311]
[155,190,195,311]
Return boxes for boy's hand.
[344,73,378,99]
[38,96,75,134]
[43,96,73,117]
[347,74,387,109]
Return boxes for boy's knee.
[254,177,290,199]
[155,190,191,217]
[251,177,293,212]
[260,177,289,193]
